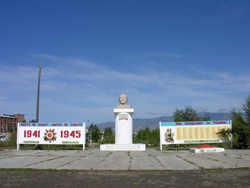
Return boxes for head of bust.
[119,94,128,105]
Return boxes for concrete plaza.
[0,148,249,170]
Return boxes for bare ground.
[0,168,250,188]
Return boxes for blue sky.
[0,0,250,123]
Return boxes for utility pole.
[35,62,42,150]
[36,61,42,123]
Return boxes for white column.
[114,109,134,144]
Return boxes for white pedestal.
[189,147,225,153]
[100,108,146,151]
[114,108,134,145]
[100,144,146,151]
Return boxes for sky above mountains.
[0,0,250,123]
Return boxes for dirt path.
[0,168,250,188]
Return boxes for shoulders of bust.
[116,104,132,109]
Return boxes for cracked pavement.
[0,148,250,170]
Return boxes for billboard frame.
[159,120,232,150]
[17,122,86,150]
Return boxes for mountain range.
[96,112,242,132]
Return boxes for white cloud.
[150,52,185,58]
[124,51,185,60]
[1,54,249,122]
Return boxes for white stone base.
[100,144,146,151]
[189,147,225,153]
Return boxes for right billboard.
[159,120,232,150]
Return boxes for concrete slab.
[0,155,19,160]
[0,150,12,156]
[225,150,250,155]
[156,155,198,170]
[94,156,130,170]
[240,155,250,160]
[37,150,80,157]
[203,154,250,168]
[0,155,56,168]
[109,151,128,157]
[227,153,250,160]
[130,156,165,170]
[86,150,112,157]
[58,157,105,170]
[14,150,89,157]
[0,148,249,170]
[179,154,232,169]
[146,149,189,157]
[145,148,166,157]
[12,150,42,156]
[130,151,148,157]
[26,156,82,169]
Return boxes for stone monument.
[116,94,132,109]
[100,94,146,151]
[115,94,133,145]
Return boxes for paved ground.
[0,148,250,170]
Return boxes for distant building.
[0,114,25,134]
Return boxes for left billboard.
[17,122,86,150]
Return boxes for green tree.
[8,126,14,133]
[88,124,101,142]
[144,127,151,141]
[135,127,159,146]
[218,96,250,148]
[104,127,113,139]
[199,115,212,121]
[136,129,144,142]
[151,128,160,146]
[8,132,17,146]
[174,105,212,122]
[231,110,248,135]
[102,127,115,144]
[174,105,198,121]
[103,133,115,144]
[243,95,250,125]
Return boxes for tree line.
[90,96,250,148]
[217,96,250,148]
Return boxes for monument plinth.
[100,94,146,151]
[114,108,134,144]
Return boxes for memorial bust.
[116,94,132,109]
